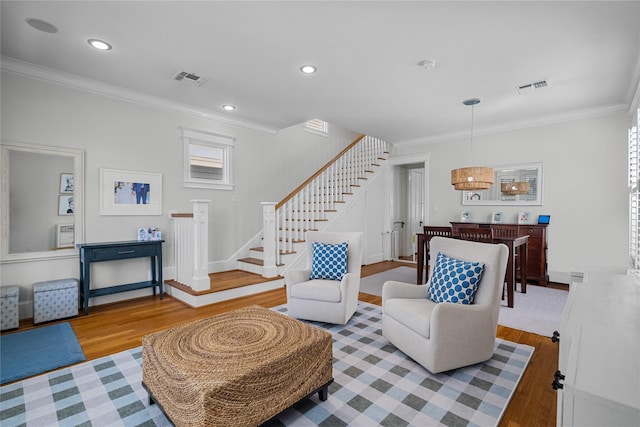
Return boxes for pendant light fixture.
[501,181,530,195]
[451,98,494,191]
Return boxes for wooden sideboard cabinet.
[450,222,549,285]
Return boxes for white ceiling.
[2,1,640,144]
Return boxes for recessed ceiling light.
[222,104,236,111]
[25,18,59,34]
[88,39,112,50]
[300,65,317,74]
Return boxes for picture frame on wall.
[59,173,74,193]
[100,168,162,216]
[58,195,74,216]
[491,211,502,224]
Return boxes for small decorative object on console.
[538,214,551,224]
[518,212,530,224]
[138,227,161,241]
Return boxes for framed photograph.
[137,227,148,241]
[137,227,162,241]
[58,195,74,216]
[460,211,470,222]
[518,211,530,224]
[491,211,503,224]
[59,173,74,193]
[100,168,162,216]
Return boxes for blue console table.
[78,240,164,315]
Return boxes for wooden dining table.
[416,233,528,308]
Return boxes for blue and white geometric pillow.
[310,241,348,281]
[428,252,485,304]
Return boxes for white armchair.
[285,231,363,325]
[382,236,508,373]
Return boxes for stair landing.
[165,270,284,308]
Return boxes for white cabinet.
[555,272,640,426]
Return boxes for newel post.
[191,199,211,291]
[261,202,278,278]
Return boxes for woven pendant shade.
[451,167,494,190]
[501,181,530,195]
[451,98,494,191]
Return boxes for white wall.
[392,112,630,282]
[0,71,359,315]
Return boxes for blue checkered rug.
[0,303,533,427]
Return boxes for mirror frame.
[1,141,84,263]
[461,162,543,206]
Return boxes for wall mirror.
[1,141,84,262]
[461,162,543,206]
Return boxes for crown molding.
[628,54,640,114]
[0,56,279,135]
[392,102,629,148]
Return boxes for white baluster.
[275,206,282,265]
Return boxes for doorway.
[389,157,428,261]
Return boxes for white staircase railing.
[262,135,388,276]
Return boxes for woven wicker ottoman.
[142,305,333,427]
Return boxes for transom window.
[182,128,234,190]
[304,119,330,136]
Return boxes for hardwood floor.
[7,260,558,426]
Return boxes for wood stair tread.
[250,247,296,256]
[238,257,264,266]
[166,269,283,296]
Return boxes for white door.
[408,168,424,259]
[390,166,407,260]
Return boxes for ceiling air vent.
[174,71,208,86]
[516,79,549,94]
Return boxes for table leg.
[416,233,425,285]
[82,259,91,315]
[150,256,157,296]
[158,250,163,299]
[506,242,515,308]
[520,241,528,293]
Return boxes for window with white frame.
[304,119,330,136]
[182,128,234,190]
[629,108,640,269]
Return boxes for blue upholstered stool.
[1,285,20,330]
[33,278,79,324]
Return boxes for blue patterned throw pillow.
[310,241,348,281]
[428,252,485,304]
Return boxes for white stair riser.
[249,249,263,259]
[237,261,263,275]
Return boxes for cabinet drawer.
[525,227,543,237]
[89,244,158,261]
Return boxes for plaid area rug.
[0,303,533,427]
